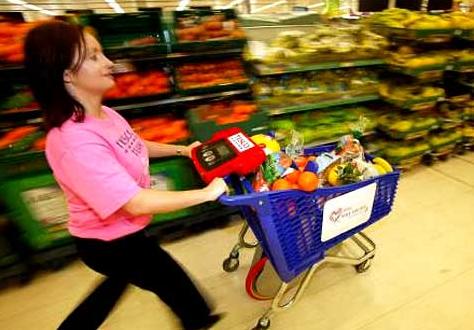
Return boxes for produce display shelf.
[456,29,474,41]
[377,128,435,140]
[304,131,376,148]
[170,39,247,53]
[388,63,447,79]
[381,95,443,111]
[0,109,43,124]
[176,82,250,97]
[0,64,23,73]
[267,94,380,116]
[167,9,247,53]
[0,48,246,75]
[457,79,474,92]
[115,88,251,111]
[0,172,73,250]
[107,48,245,64]
[0,89,252,123]
[451,60,474,72]
[372,25,455,41]
[253,58,385,76]
[430,138,464,151]
[0,150,47,179]
[187,108,268,141]
[447,94,471,104]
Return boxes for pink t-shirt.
[45,106,152,241]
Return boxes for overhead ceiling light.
[105,0,125,13]
[252,0,287,13]
[7,0,58,16]
[307,3,325,9]
[40,9,57,16]
[177,0,190,11]
[223,0,246,9]
[7,0,27,5]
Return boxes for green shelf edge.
[254,58,386,76]
[266,94,380,116]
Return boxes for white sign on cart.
[321,183,377,242]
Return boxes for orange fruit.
[294,156,308,171]
[291,184,299,189]
[271,178,292,191]
[297,171,319,192]
[285,170,301,184]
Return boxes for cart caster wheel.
[439,154,449,161]
[46,259,66,271]
[422,154,434,166]
[253,318,270,330]
[356,258,373,273]
[18,273,33,285]
[223,256,239,272]
[456,146,466,155]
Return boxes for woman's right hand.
[204,178,228,201]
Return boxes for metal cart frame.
[223,224,375,329]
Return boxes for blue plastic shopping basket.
[219,143,400,282]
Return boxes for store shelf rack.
[252,58,385,76]
[266,94,380,116]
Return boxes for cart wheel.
[252,317,270,330]
[422,153,434,166]
[439,153,449,161]
[46,258,67,271]
[456,145,466,155]
[355,258,372,273]
[18,272,33,285]
[223,256,240,272]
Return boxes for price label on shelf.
[112,61,136,74]
[150,174,174,191]
[340,62,354,68]
[21,186,69,229]
[26,118,43,124]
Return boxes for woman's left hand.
[184,141,202,158]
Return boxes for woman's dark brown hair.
[24,20,87,131]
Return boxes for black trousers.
[58,230,212,330]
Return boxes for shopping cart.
[219,142,400,329]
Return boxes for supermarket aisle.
[0,154,473,330]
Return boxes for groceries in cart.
[250,128,394,193]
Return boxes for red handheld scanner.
[191,127,266,184]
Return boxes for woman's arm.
[122,177,227,216]
[144,140,201,158]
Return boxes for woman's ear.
[63,69,73,84]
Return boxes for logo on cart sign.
[329,205,370,223]
[321,183,377,242]
[228,133,254,152]
[329,208,343,223]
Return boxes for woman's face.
[65,33,115,97]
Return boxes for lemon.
[373,157,393,173]
[327,166,341,186]
[251,134,281,153]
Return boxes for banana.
[372,164,387,175]
[373,157,393,173]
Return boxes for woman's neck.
[73,89,104,119]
